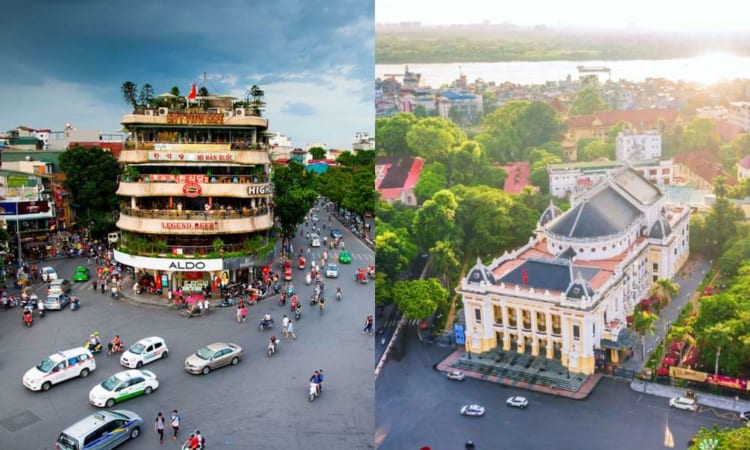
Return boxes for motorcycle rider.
[23,307,33,326]
[261,312,272,329]
[87,333,101,352]
[336,286,342,301]
[108,335,123,354]
[294,304,302,320]
[268,335,277,355]
[319,296,325,313]
[37,295,45,317]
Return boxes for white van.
[311,233,321,247]
[23,347,96,391]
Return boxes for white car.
[460,404,485,417]
[325,264,339,278]
[23,348,96,391]
[310,233,321,247]
[89,369,159,408]
[669,396,698,411]
[120,336,169,369]
[41,266,58,282]
[446,370,466,381]
[506,396,529,409]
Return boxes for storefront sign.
[161,222,216,231]
[148,174,208,183]
[166,112,224,125]
[6,175,37,188]
[113,250,223,272]
[153,143,230,152]
[0,202,17,215]
[182,182,202,198]
[148,152,236,162]
[247,184,271,195]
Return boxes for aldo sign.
[112,250,223,272]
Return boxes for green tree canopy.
[413,162,448,204]
[59,146,121,235]
[375,229,417,280]
[689,424,750,450]
[271,161,318,240]
[412,190,458,252]
[682,118,721,153]
[308,146,326,160]
[569,87,611,115]
[121,81,138,110]
[138,83,154,108]
[376,113,418,156]
[577,140,614,162]
[392,278,448,319]
[405,116,466,162]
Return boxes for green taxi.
[73,266,90,282]
[339,250,352,264]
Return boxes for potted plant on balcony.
[123,166,139,182]
[212,238,225,254]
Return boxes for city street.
[0,213,374,449]
[376,327,741,450]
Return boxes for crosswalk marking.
[303,251,373,263]
[379,319,421,327]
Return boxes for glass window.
[573,325,580,340]
[474,308,481,323]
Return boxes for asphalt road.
[0,214,374,450]
[376,327,740,450]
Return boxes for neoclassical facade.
[458,167,690,374]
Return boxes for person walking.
[154,412,166,444]
[363,315,373,335]
[287,320,296,340]
[170,409,180,440]
[240,304,247,323]
[236,304,242,323]
[282,315,290,339]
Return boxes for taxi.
[23,347,96,391]
[119,336,168,369]
[88,369,159,408]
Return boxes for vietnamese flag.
[187,84,197,100]
[521,266,529,285]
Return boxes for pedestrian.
[100,280,106,294]
[236,304,242,323]
[170,410,180,440]
[154,412,166,444]
[287,320,296,340]
[282,315,290,339]
[240,304,247,323]
[363,315,373,335]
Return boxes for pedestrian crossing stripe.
[380,319,420,327]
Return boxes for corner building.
[458,167,690,374]
[114,102,274,295]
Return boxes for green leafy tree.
[271,161,318,241]
[569,87,611,115]
[375,272,393,308]
[170,86,180,97]
[689,424,750,450]
[406,117,466,162]
[718,237,750,277]
[413,162,448,204]
[121,81,138,110]
[474,165,507,189]
[702,196,744,258]
[682,118,721,153]
[650,278,679,308]
[375,229,417,280]
[308,146,326,160]
[605,121,632,143]
[198,86,209,96]
[138,83,154,108]
[428,240,461,288]
[376,112,417,156]
[375,200,416,231]
[577,140,613,162]
[632,310,658,363]
[392,278,448,319]
[412,190,458,252]
[341,165,377,221]
[528,147,562,192]
[474,120,520,163]
[248,85,266,116]
[59,146,121,235]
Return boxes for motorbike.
[319,300,325,315]
[309,383,319,402]
[3,295,17,309]
[180,431,206,450]
[294,307,302,321]
[258,318,274,331]
[70,297,81,311]
[86,341,103,354]
[305,273,311,285]
[309,293,318,306]
[267,341,277,357]
[218,297,237,308]
[336,291,342,302]
[23,310,33,327]
[107,341,125,355]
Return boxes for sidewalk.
[630,379,750,415]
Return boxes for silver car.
[184,342,243,375]
[56,410,143,450]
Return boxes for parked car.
[73,266,90,282]
[184,342,243,375]
[669,397,698,411]
[120,336,168,369]
[45,292,71,310]
[56,410,142,450]
[325,264,339,278]
[89,369,159,408]
[339,250,352,264]
[41,266,58,282]
[446,370,466,381]
[506,396,529,409]
[23,347,96,391]
[460,404,485,417]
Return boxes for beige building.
[114,100,274,294]
[458,167,690,375]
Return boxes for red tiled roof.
[673,150,737,185]
[740,155,750,170]
[375,156,425,200]
[567,108,678,129]
[714,120,743,142]
[502,161,531,194]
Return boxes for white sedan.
[460,404,485,417]
[506,396,529,409]
[120,336,169,369]
[325,264,339,278]
[446,370,466,381]
[89,369,159,408]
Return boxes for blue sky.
[0,0,374,149]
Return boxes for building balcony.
[121,113,268,129]
[117,207,273,235]
[119,148,270,165]
[603,319,626,342]
[117,178,272,198]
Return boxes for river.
[376,53,750,87]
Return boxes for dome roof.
[648,216,672,240]
[467,257,496,285]
[566,273,595,299]
[539,200,562,226]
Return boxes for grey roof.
[648,217,672,239]
[557,247,577,261]
[500,260,598,293]
[612,168,661,206]
[467,258,496,285]
[566,277,595,299]
[549,187,642,238]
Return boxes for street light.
[15,215,22,266]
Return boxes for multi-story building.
[458,167,690,374]
[437,91,484,122]
[615,130,662,161]
[114,99,274,295]
[728,101,750,132]
[268,132,293,161]
[0,169,56,261]
[352,132,375,151]
[547,159,674,199]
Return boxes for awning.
[600,328,634,350]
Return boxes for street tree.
[412,190,459,253]
[392,278,448,320]
[666,323,696,366]
[650,278,679,308]
[271,161,318,241]
[577,140,614,162]
[375,272,393,308]
[341,165,377,222]
[702,197,744,257]
[632,310,658,363]
[690,424,750,450]
[569,87,610,115]
[718,237,750,277]
[121,81,138,110]
[427,240,461,288]
[308,146,326,160]
[59,146,121,235]
[406,117,466,162]
[376,113,418,156]
[375,229,417,280]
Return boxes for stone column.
[501,305,510,351]
[546,310,554,359]
[515,307,524,353]
[531,310,539,356]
